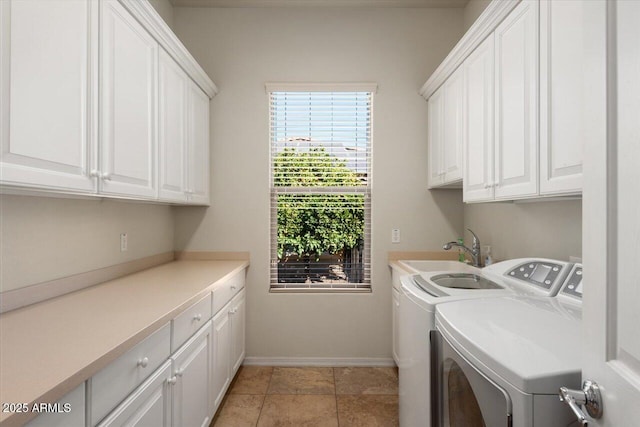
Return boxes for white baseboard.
[242,357,396,367]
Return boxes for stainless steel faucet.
[443,229,482,267]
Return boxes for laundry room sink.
[430,273,502,290]
[398,260,479,274]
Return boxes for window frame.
[267,83,376,292]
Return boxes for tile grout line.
[334,367,341,427]
[255,367,275,427]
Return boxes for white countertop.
[0,259,248,426]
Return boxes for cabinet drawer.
[171,294,212,353]
[212,271,245,315]
[91,323,170,425]
[96,361,171,427]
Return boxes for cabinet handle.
[193,313,202,321]
[175,368,184,377]
[137,357,149,368]
[229,308,237,315]
[89,170,100,178]
[101,172,112,181]
[230,285,237,290]
[167,376,177,385]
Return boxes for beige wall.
[148,0,175,30]
[463,0,491,30]
[0,195,174,292]
[464,199,582,262]
[173,7,465,360]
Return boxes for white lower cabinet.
[229,289,246,374]
[391,287,400,364]
[171,321,213,427]
[211,302,231,412]
[211,288,246,413]
[87,270,246,427]
[96,361,171,427]
[25,383,85,427]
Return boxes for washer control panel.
[506,261,565,290]
[560,264,583,299]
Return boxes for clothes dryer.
[431,265,584,427]
[398,259,573,427]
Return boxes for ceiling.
[170,0,470,8]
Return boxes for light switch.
[392,228,401,244]
[120,233,128,252]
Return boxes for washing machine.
[398,259,574,427]
[430,264,584,427]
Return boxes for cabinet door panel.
[0,0,97,192]
[158,49,187,202]
[172,323,212,427]
[100,0,156,198]
[187,81,210,205]
[427,88,444,188]
[539,0,585,194]
[97,361,171,427]
[25,383,84,427]
[230,289,246,374]
[211,307,231,412]
[463,34,495,202]
[494,0,538,199]
[442,67,463,184]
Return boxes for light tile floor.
[211,366,399,427]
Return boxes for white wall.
[0,195,174,292]
[464,199,582,261]
[463,0,491,30]
[148,0,175,30]
[173,7,465,360]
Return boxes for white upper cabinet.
[463,34,495,203]
[1,0,216,205]
[442,67,464,184]
[158,49,210,205]
[427,66,463,188]
[427,87,445,188]
[493,0,538,200]
[539,0,585,195]
[158,48,188,202]
[100,0,157,199]
[186,80,210,205]
[0,0,97,192]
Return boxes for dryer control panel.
[560,264,583,299]
[506,261,565,290]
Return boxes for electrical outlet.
[120,233,128,252]
[391,228,401,244]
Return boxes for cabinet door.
[97,361,171,427]
[25,383,84,427]
[494,0,538,200]
[158,48,187,202]
[100,0,157,198]
[539,0,585,195]
[186,81,210,205]
[392,287,400,364]
[230,289,246,374]
[0,0,97,192]
[463,34,495,202]
[442,66,464,184]
[427,87,444,188]
[211,306,231,413]
[172,322,212,427]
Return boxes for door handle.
[558,380,603,426]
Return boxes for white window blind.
[269,88,373,291]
